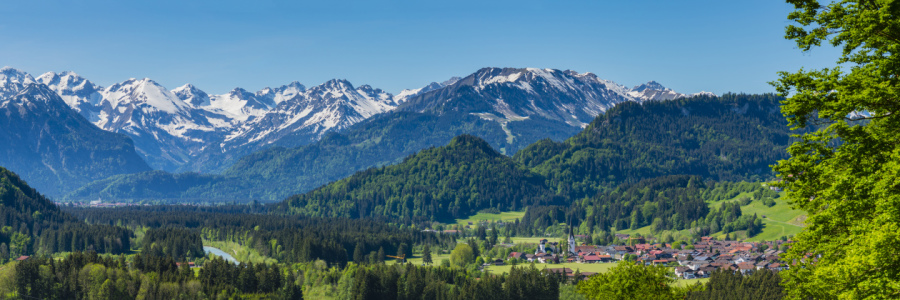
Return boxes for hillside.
[277,135,561,223]
[515,93,792,199]
[0,167,131,261]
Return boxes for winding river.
[203,246,239,264]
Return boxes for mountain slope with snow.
[226,79,395,147]
[35,71,103,116]
[179,79,397,173]
[627,80,714,101]
[394,77,461,103]
[14,65,714,176]
[0,68,151,196]
[91,78,238,170]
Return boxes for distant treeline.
[13,251,302,299]
[66,206,454,266]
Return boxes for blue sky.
[0,0,841,95]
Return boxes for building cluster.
[508,235,791,279]
[58,200,138,208]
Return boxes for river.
[203,246,239,264]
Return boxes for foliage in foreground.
[686,269,783,300]
[773,0,900,298]
[575,261,691,300]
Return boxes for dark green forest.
[0,167,132,261]
[278,134,563,223]
[516,93,792,199]
[511,176,779,240]
[67,205,451,266]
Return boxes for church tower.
[568,225,577,255]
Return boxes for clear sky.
[0,0,842,95]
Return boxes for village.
[495,233,791,281]
[430,221,794,282]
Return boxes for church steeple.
[567,224,577,255]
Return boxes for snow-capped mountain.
[0,70,150,196]
[395,77,461,103]
[172,83,211,107]
[401,68,714,134]
[35,71,103,115]
[7,65,713,175]
[0,67,37,98]
[94,78,238,170]
[32,72,243,170]
[401,68,640,130]
[178,79,397,173]
[224,79,395,149]
[257,81,306,105]
[627,80,713,101]
[207,88,276,122]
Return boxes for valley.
[0,73,800,298]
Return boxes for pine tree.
[353,243,365,264]
[376,247,385,264]
[422,244,433,265]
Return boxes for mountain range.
[0,68,150,196]
[1,65,711,198]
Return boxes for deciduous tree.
[772,0,900,298]
[450,243,474,267]
[576,261,679,300]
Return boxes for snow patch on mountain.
[0,67,36,98]
[101,78,191,115]
[208,88,275,122]
[257,81,306,105]
[35,71,104,113]
[627,81,717,101]
[395,77,460,103]
[172,84,211,107]
[222,79,396,149]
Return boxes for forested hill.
[514,93,791,199]
[277,135,561,223]
[0,166,76,226]
[0,167,132,259]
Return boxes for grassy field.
[484,262,616,275]
[700,188,804,242]
[741,197,805,242]
[676,277,709,287]
[454,211,525,229]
